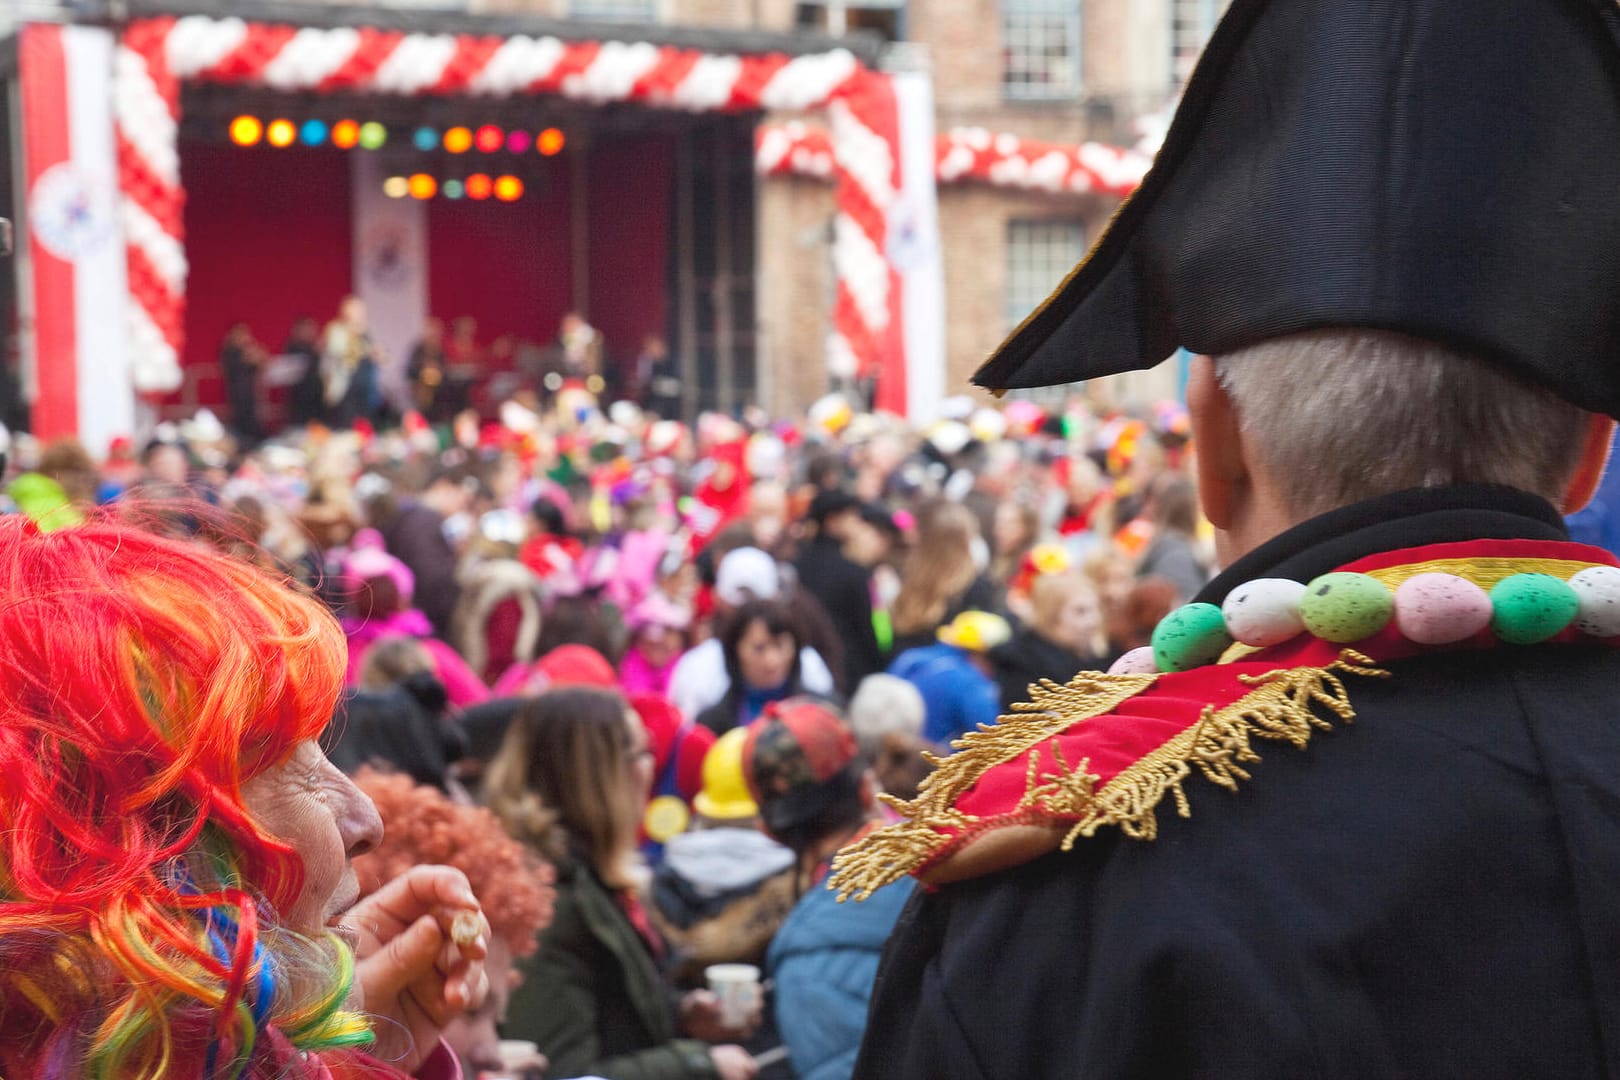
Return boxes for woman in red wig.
[0,515,490,1079]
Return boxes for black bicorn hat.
[974,0,1620,417]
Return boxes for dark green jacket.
[503,854,718,1080]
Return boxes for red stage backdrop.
[181,140,354,410]
[425,152,573,356]
[585,134,673,363]
[179,133,671,410]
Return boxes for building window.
[1171,0,1228,85]
[1002,0,1081,101]
[569,0,657,21]
[1006,220,1085,330]
[794,1,906,42]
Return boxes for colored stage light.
[475,125,504,153]
[300,119,329,146]
[332,119,360,149]
[266,119,297,148]
[383,176,410,199]
[466,173,493,200]
[444,126,473,154]
[443,179,465,200]
[537,128,566,156]
[358,122,388,150]
[413,126,439,152]
[229,115,263,146]
[408,173,438,200]
[506,129,532,154]
[494,175,524,202]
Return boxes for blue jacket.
[767,873,916,1080]
[888,643,1002,744]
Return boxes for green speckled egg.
[1299,572,1394,643]
[1489,573,1580,645]
[1151,602,1232,672]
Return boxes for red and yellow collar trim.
[830,539,1620,902]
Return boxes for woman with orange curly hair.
[352,769,558,1079]
[0,515,490,1079]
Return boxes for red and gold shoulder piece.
[830,642,1387,902]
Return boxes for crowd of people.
[0,379,1214,1080]
[9,3,1620,1079]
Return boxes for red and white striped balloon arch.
[115,15,905,399]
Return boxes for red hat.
[535,644,617,689]
[741,698,861,838]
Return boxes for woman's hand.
[680,989,761,1043]
[709,1045,760,1080]
[342,865,490,1075]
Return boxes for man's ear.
[1562,414,1615,514]
[1186,355,1246,530]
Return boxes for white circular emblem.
[886,197,938,273]
[29,164,117,262]
[361,219,415,292]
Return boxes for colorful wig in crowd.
[0,515,372,1078]
[351,769,556,958]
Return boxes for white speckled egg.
[1108,645,1160,675]
[1221,578,1307,647]
[1568,565,1620,637]
[1392,572,1492,645]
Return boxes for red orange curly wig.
[351,769,557,956]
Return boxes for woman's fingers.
[360,913,444,1005]
[353,865,478,936]
[405,948,489,1026]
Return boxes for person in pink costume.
[342,530,489,709]
[619,593,693,698]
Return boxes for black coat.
[795,537,885,689]
[989,628,1112,712]
[856,486,1620,1079]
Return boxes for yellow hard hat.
[693,727,759,821]
[937,610,1013,653]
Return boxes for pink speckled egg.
[1108,645,1159,675]
[1393,572,1493,645]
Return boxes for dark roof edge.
[101,0,886,65]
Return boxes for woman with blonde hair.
[889,502,1000,655]
[990,570,1115,711]
[485,687,760,1080]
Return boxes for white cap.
[715,547,780,607]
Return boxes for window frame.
[1004,218,1087,332]
[1000,0,1084,103]
[1171,0,1226,86]
[568,0,660,22]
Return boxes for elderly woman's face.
[242,740,383,937]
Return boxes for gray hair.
[1214,329,1590,519]
[848,674,926,758]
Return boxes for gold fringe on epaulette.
[831,651,1389,902]
[830,670,1159,901]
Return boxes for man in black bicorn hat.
[831,1,1620,1076]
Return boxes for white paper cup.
[705,963,763,1028]
[481,1039,546,1078]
